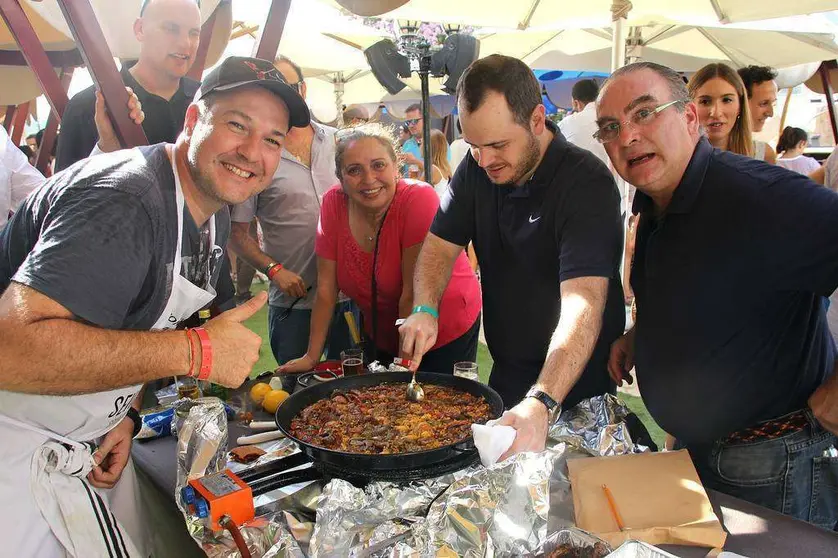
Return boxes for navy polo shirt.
[430,121,625,408]
[632,138,838,446]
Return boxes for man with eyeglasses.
[230,56,357,366]
[399,54,626,457]
[56,0,202,171]
[600,62,838,529]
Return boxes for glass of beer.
[177,377,202,399]
[341,348,365,376]
[453,361,479,382]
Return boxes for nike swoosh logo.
[529,215,541,223]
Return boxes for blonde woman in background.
[688,63,754,157]
[429,129,453,198]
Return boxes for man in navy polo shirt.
[600,61,838,529]
[399,54,625,456]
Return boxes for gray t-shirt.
[0,143,232,330]
[232,122,343,308]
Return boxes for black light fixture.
[364,21,480,183]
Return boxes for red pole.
[819,62,838,145]
[10,101,30,145]
[3,105,15,132]
[36,67,75,175]
[187,4,218,81]
[252,0,292,61]
[55,0,148,148]
[0,0,71,117]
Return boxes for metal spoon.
[406,370,425,402]
[395,358,425,402]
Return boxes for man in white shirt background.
[559,79,626,215]
[1,126,43,227]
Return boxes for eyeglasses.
[593,99,685,144]
[404,118,421,126]
[288,81,302,93]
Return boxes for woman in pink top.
[279,124,482,374]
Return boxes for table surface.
[132,394,838,558]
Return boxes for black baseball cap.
[197,56,310,129]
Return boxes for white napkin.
[472,419,516,467]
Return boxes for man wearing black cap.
[0,56,309,557]
[55,0,202,171]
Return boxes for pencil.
[602,484,626,531]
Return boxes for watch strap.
[526,388,561,423]
[126,408,142,438]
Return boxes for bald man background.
[55,0,202,171]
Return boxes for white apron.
[0,146,219,557]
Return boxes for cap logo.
[243,61,283,83]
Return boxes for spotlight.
[364,39,411,95]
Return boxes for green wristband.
[411,305,439,319]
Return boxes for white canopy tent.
[326,0,838,29]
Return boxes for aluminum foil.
[549,394,649,456]
[536,528,612,557]
[606,540,680,558]
[174,397,229,488]
[179,394,647,557]
[309,472,464,557]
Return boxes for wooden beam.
[0,0,71,117]
[55,0,148,148]
[36,67,74,175]
[777,87,793,133]
[10,101,30,145]
[0,49,83,67]
[819,62,838,144]
[230,24,259,41]
[252,0,292,61]
[3,105,15,131]
[187,2,218,81]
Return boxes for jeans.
[267,300,359,365]
[685,409,838,531]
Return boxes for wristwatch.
[126,408,142,438]
[525,388,562,425]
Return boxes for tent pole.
[777,87,793,133]
[335,72,345,127]
[610,0,631,71]
[819,62,838,144]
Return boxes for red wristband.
[267,263,283,280]
[185,329,196,377]
[191,327,212,380]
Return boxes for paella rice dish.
[289,383,494,454]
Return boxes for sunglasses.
[405,118,421,126]
[276,285,314,322]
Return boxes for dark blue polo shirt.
[430,121,625,408]
[632,137,838,446]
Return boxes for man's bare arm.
[533,276,609,403]
[412,232,463,307]
[229,221,273,272]
[0,282,265,395]
[496,276,609,458]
